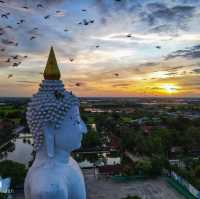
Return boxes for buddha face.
[54,105,87,151]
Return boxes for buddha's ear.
[43,124,55,158]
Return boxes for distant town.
[1,97,200,198]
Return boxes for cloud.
[0,0,200,97]
[149,24,178,34]
[146,2,167,12]
[1,39,17,46]
[144,5,196,31]
[94,0,142,16]
[139,62,157,67]
[179,78,200,88]
[6,0,64,6]
[16,80,39,84]
[94,0,111,16]
[193,68,200,73]
[112,83,131,88]
[166,72,178,76]
[177,0,200,5]
[166,65,186,71]
[166,45,200,59]
[39,0,64,4]
[150,86,160,90]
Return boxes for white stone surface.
[24,80,88,199]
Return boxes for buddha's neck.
[34,145,70,165]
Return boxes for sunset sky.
[0,0,200,97]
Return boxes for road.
[84,169,184,199]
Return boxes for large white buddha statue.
[24,47,87,199]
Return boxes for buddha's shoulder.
[69,157,80,168]
[28,158,80,178]
[25,159,85,198]
[30,179,68,198]
[68,157,84,175]
[27,168,68,198]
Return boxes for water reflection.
[0,134,121,168]
[1,137,33,166]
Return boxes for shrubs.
[135,160,152,176]
[193,165,200,178]
[121,156,163,177]
[82,130,101,148]
[171,165,200,190]
[0,193,7,199]
[135,158,163,177]
[0,160,27,189]
[122,195,142,199]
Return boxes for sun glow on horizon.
[160,84,180,94]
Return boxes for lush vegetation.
[0,105,27,126]
[0,193,7,199]
[0,119,16,158]
[0,160,27,189]
[82,130,101,149]
[121,156,164,177]
[95,112,200,157]
[122,195,142,199]
[91,104,200,183]
[1,100,200,191]
[169,157,200,190]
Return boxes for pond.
[0,134,121,168]
[2,138,33,166]
[0,134,33,166]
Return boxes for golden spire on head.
[44,46,61,80]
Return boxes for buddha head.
[26,47,87,157]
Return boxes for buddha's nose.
[80,120,87,134]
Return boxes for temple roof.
[44,47,61,80]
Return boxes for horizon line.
[1,96,200,99]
